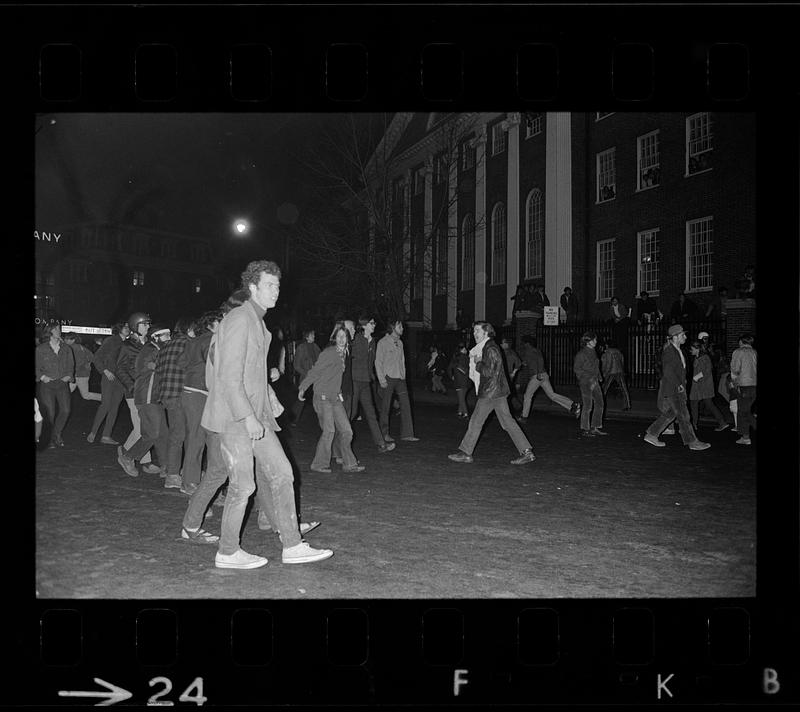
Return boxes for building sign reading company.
[35,230,62,243]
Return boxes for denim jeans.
[737,385,757,438]
[38,380,71,441]
[312,396,358,469]
[646,394,698,445]
[458,396,532,456]
[123,398,151,464]
[126,403,169,464]
[183,429,228,531]
[90,374,125,438]
[690,397,727,428]
[522,373,573,417]
[331,392,354,460]
[602,373,631,409]
[579,380,604,430]
[180,391,207,487]
[379,376,414,438]
[351,379,385,447]
[217,429,301,555]
[69,377,101,401]
[163,397,186,478]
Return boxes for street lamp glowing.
[233,219,249,235]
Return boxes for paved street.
[36,383,755,599]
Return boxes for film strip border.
[21,5,799,109]
[8,600,798,706]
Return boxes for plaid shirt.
[155,335,189,403]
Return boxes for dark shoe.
[47,441,58,449]
[590,428,608,436]
[378,442,396,453]
[580,429,596,438]
[714,423,730,432]
[515,415,528,423]
[383,434,395,443]
[86,432,96,444]
[643,433,665,448]
[510,449,536,465]
[117,446,138,477]
[448,451,474,463]
[100,436,119,446]
[141,463,162,475]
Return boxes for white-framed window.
[637,228,660,295]
[433,152,447,185]
[132,269,145,287]
[491,202,507,285]
[686,216,714,292]
[525,188,543,279]
[194,277,202,294]
[525,113,543,138]
[413,166,426,195]
[686,112,713,176]
[461,140,475,171]
[69,261,89,284]
[392,176,405,203]
[596,112,614,121]
[461,214,475,291]
[596,239,616,301]
[435,227,448,296]
[491,122,507,156]
[596,148,616,203]
[637,130,660,191]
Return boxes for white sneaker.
[215,549,268,569]
[663,426,676,435]
[736,437,752,445]
[282,542,333,564]
[643,433,665,448]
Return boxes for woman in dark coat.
[689,340,729,431]
[448,342,471,418]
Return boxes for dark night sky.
[34,112,344,247]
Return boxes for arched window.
[461,214,475,291]
[491,202,506,285]
[525,189,543,279]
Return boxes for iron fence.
[417,318,726,391]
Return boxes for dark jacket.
[657,342,688,401]
[573,346,600,383]
[669,297,698,323]
[116,337,144,398]
[92,334,126,375]
[35,341,75,382]
[298,345,346,401]
[351,333,376,382]
[531,290,550,316]
[293,341,321,378]
[475,339,510,399]
[448,351,470,390]
[179,330,213,393]
[132,341,162,406]
[560,292,578,319]
[523,346,546,376]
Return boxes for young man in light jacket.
[730,333,757,445]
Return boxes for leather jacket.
[476,339,510,399]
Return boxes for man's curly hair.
[240,260,281,290]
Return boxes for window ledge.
[685,168,713,178]
[636,184,659,193]
[596,197,616,205]
[686,287,713,293]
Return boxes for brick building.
[34,223,227,331]
[368,111,756,330]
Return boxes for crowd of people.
[35,258,758,569]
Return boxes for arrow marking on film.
[58,678,132,706]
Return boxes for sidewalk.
[407,378,734,426]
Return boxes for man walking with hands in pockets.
[200,260,333,569]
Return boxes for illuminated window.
[133,270,145,287]
[194,278,202,294]
[637,229,660,295]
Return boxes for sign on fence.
[543,306,559,326]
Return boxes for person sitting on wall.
[531,284,550,323]
[705,286,729,320]
[636,291,661,324]
[669,292,699,324]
